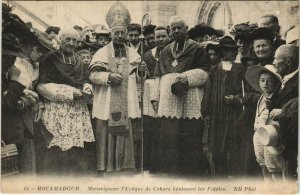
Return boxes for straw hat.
[257,125,285,154]
[257,124,285,154]
[257,125,279,146]
[171,81,188,97]
[245,65,282,93]
[266,145,285,155]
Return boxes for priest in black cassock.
[141,26,170,172]
[151,16,210,176]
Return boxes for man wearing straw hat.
[245,64,284,180]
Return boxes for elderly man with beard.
[151,16,210,176]
[140,26,170,172]
[89,1,143,174]
[36,28,95,175]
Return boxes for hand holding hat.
[170,74,189,97]
[270,109,282,120]
[177,73,188,85]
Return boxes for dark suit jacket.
[273,72,298,108]
[272,72,298,165]
[274,37,286,50]
[143,48,158,78]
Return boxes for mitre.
[106,1,131,29]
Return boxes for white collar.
[282,69,298,83]
[130,42,140,50]
[221,61,233,71]
[257,93,273,114]
[263,93,274,99]
[151,47,157,57]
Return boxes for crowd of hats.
[2,3,41,57]
[2,3,112,57]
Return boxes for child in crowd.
[77,49,93,103]
[94,25,110,48]
[77,49,92,78]
[245,64,284,181]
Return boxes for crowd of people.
[2,1,299,181]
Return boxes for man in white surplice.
[89,1,143,173]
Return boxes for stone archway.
[196,1,233,29]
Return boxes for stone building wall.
[146,1,176,26]
[148,1,299,38]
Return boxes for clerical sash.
[107,43,130,137]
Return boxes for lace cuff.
[37,83,74,102]
[184,69,208,88]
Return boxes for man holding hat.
[204,36,243,176]
[245,64,284,180]
[270,45,299,178]
[151,15,210,176]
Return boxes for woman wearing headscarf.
[36,28,95,175]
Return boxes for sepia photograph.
[1,0,299,194]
